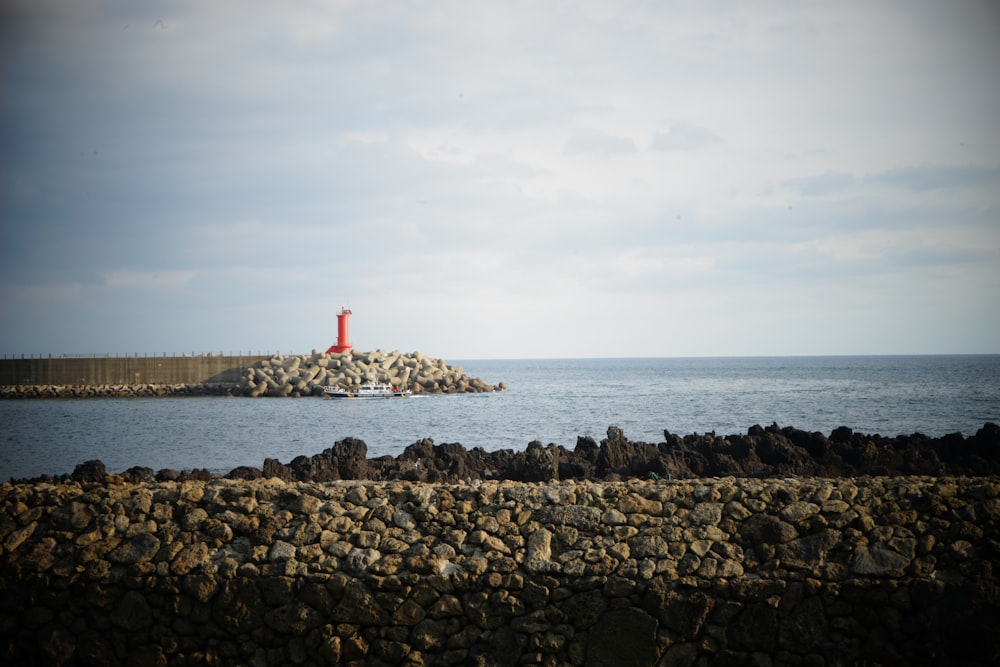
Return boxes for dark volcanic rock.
[248,422,1000,483]
[264,438,370,481]
[52,422,1000,484]
[372,439,499,483]
[71,459,106,483]
[507,441,559,482]
[431,441,486,481]
[596,426,661,478]
[226,466,263,480]
[262,458,291,481]
[757,429,816,474]
[121,466,154,484]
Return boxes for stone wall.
[2,476,998,666]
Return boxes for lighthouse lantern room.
[325,307,353,354]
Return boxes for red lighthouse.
[325,307,353,354]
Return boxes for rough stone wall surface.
[2,476,998,666]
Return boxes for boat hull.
[324,391,410,399]
[322,384,411,399]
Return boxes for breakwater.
[0,354,270,387]
[2,473,998,666]
[0,351,503,398]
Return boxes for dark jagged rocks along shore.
[26,422,1000,486]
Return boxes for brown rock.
[587,607,659,667]
[110,590,153,631]
[107,533,161,565]
[3,521,37,552]
[265,603,323,635]
[212,577,265,633]
[170,541,210,575]
[342,634,369,660]
[334,581,389,624]
[850,544,910,576]
[392,599,426,626]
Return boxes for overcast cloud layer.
[2,0,998,359]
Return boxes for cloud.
[0,1,998,357]
[869,164,1000,192]
[780,171,857,197]
[784,164,1000,197]
[563,129,637,157]
[100,270,198,289]
[651,122,722,152]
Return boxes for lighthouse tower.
[325,307,353,354]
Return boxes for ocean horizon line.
[453,352,1000,362]
[3,351,998,363]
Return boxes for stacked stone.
[2,474,998,665]
[238,350,503,398]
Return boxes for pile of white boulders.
[238,350,504,397]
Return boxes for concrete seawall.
[2,476,998,665]
[0,355,270,386]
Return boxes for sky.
[1,0,998,360]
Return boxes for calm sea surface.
[2,355,998,480]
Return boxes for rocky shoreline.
[5,424,999,663]
[2,473,998,665]
[21,422,1000,487]
[0,350,504,399]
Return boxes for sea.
[2,355,998,481]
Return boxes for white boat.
[322,382,411,399]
